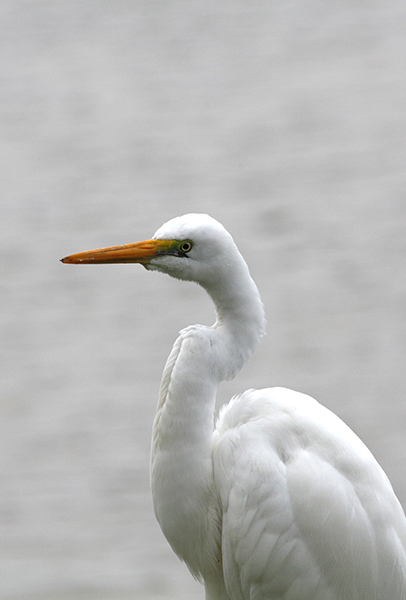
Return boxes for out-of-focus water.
[1,1,406,598]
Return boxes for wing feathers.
[213,387,406,599]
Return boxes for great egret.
[62,213,406,599]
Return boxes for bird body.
[62,213,406,599]
[214,387,406,599]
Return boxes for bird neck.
[208,278,265,380]
[150,264,265,577]
[207,259,266,380]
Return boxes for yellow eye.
[179,240,193,254]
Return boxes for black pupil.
[181,242,191,253]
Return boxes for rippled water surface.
[2,1,406,598]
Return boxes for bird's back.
[212,387,406,600]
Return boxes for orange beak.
[61,239,175,265]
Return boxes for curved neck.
[150,257,265,579]
[208,260,266,380]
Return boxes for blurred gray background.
[1,1,406,599]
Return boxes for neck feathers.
[207,255,266,381]
[151,243,265,577]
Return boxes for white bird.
[62,213,406,600]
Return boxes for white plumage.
[62,213,406,599]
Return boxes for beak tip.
[61,256,80,264]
